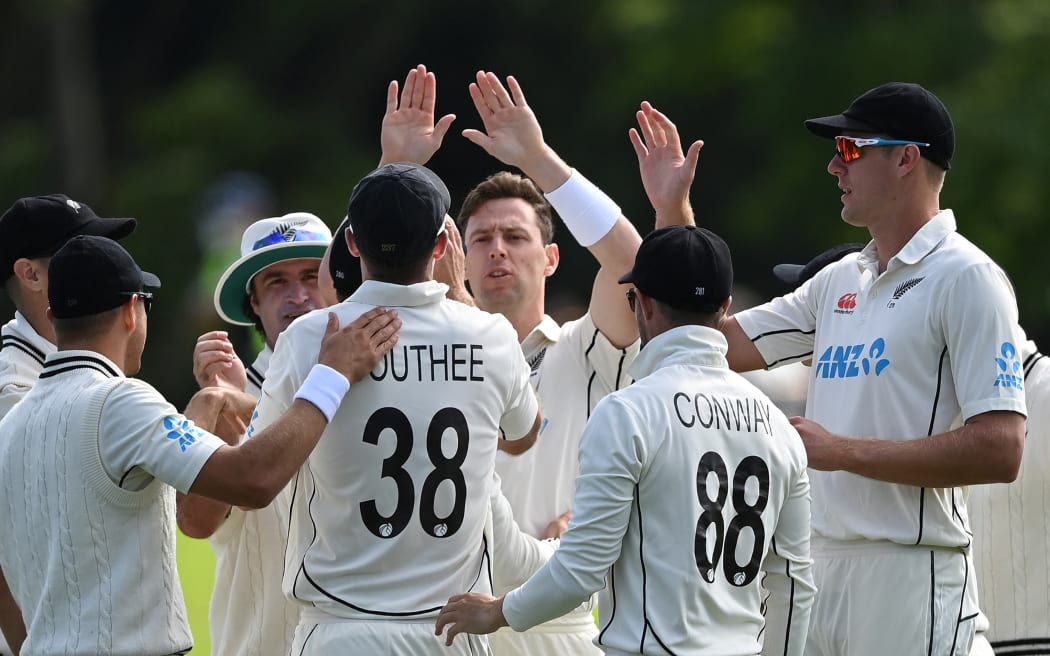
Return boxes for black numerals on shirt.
[359,406,469,540]
[694,452,770,587]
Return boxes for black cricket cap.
[0,194,137,282]
[804,82,955,170]
[330,217,363,299]
[618,225,733,313]
[773,243,865,287]
[48,235,161,319]
[348,162,449,265]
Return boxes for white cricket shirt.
[251,280,538,620]
[0,312,54,422]
[503,326,815,656]
[0,350,225,655]
[0,313,52,656]
[496,313,637,537]
[207,344,300,656]
[736,210,1027,548]
[970,340,1050,651]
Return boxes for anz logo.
[994,342,1024,390]
[163,416,203,452]
[814,338,891,379]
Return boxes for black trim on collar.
[246,364,265,388]
[39,353,121,379]
[1,335,46,366]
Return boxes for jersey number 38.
[360,406,469,540]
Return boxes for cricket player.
[0,235,398,655]
[249,162,541,654]
[374,64,699,654]
[0,194,137,654]
[717,83,1026,654]
[436,225,815,655]
[177,212,334,656]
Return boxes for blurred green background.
[2,0,1048,651]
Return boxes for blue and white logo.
[164,416,203,452]
[994,341,1023,390]
[814,338,891,379]
[247,409,260,439]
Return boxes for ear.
[721,295,733,316]
[544,243,560,278]
[12,257,47,293]
[122,297,138,333]
[346,230,361,257]
[637,288,657,321]
[897,143,924,177]
[432,230,449,261]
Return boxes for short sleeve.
[941,263,1027,421]
[98,380,226,493]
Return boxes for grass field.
[177,533,217,654]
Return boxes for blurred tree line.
[1,0,1047,405]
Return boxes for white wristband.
[294,364,351,422]
[544,168,620,247]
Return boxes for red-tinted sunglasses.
[834,135,930,163]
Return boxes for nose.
[827,153,846,177]
[488,236,507,259]
[286,280,311,304]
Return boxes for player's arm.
[462,70,643,347]
[793,410,1024,486]
[0,566,25,656]
[490,475,559,592]
[190,308,400,508]
[437,398,639,644]
[720,314,773,373]
[498,411,541,456]
[175,387,256,538]
[761,463,815,656]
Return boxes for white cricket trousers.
[291,613,491,656]
[804,538,979,656]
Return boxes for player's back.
[592,350,809,654]
[265,283,537,621]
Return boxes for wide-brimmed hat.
[214,213,331,325]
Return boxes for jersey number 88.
[694,452,770,587]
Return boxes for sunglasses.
[122,291,153,315]
[626,288,637,312]
[834,135,930,163]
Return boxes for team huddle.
[0,65,1043,656]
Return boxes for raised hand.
[192,330,248,392]
[462,71,568,190]
[629,101,703,226]
[379,64,456,167]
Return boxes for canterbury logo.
[837,293,858,310]
[891,277,924,301]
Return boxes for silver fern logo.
[887,277,924,308]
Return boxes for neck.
[868,192,941,274]
[56,336,129,375]
[500,304,544,344]
[18,299,56,345]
